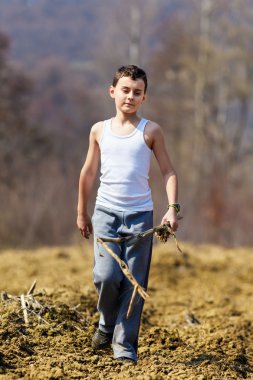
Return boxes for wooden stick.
[100,235,133,243]
[27,280,37,295]
[20,294,29,325]
[99,222,183,254]
[100,225,165,244]
[29,309,50,325]
[126,285,138,319]
[97,238,149,301]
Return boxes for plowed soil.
[0,241,252,379]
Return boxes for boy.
[77,65,179,365]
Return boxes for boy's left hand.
[161,208,178,232]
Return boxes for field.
[0,240,252,379]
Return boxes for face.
[109,76,146,113]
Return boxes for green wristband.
[168,203,180,213]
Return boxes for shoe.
[116,357,136,365]
[92,329,113,350]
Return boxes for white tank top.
[96,118,153,211]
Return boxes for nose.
[128,92,134,100]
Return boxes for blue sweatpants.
[92,205,153,362]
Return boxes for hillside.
[0,0,105,64]
[0,0,167,66]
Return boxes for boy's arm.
[77,123,101,238]
[147,122,179,231]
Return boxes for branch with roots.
[97,223,183,319]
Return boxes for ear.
[141,94,146,103]
[109,85,115,98]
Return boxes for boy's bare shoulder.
[145,120,164,139]
[146,120,163,133]
[90,121,103,142]
[144,121,163,149]
[91,121,103,133]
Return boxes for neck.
[114,110,140,125]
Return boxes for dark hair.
[112,65,148,93]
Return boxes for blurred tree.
[149,0,253,244]
[0,31,52,245]
[0,31,102,246]
[0,32,49,188]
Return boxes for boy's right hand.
[77,214,93,239]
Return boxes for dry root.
[155,224,172,243]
